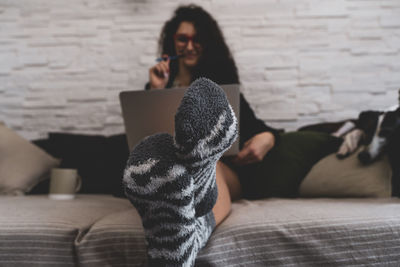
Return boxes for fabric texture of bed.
[1,195,400,266]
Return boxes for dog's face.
[358,107,400,164]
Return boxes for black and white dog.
[357,108,400,164]
[336,90,400,196]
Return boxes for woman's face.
[174,21,202,68]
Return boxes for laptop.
[119,84,241,156]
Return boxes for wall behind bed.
[0,0,399,139]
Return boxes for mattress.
[1,195,400,266]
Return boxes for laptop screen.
[119,84,240,156]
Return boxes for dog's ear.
[379,108,400,138]
[357,111,382,144]
[357,110,381,130]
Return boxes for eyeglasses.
[173,34,201,47]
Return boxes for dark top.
[237,94,281,148]
[145,82,281,148]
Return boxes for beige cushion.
[299,146,392,198]
[0,122,60,195]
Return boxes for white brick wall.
[0,0,399,139]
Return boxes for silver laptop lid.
[119,84,240,156]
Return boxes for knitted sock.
[174,77,238,217]
[123,78,238,266]
[123,133,200,266]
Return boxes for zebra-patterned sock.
[123,133,215,266]
[174,77,238,217]
[123,78,238,266]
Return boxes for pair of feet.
[123,78,238,266]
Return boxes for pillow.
[239,131,343,199]
[299,146,392,198]
[107,134,130,197]
[48,133,110,194]
[29,133,129,195]
[0,122,60,195]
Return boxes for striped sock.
[123,78,238,266]
[174,77,238,217]
[124,133,202,266]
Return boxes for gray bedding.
[1,195,400,266]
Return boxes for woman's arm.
[239,94,281,147]
[234,94,283,165]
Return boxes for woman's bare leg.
[212,161,242,226]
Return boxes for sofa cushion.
[240,131,342,198]
[49,133,110,194]
[196,198,400,266]
[31,133,129,195]
[299,147,392,197]
[76,207,147,266]
[0,122,60,195]
[0,195,132,266]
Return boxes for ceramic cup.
[48,168,81,200]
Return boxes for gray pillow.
[299,146,392,198]
[0,122,60,195]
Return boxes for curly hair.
[158,4,240,86]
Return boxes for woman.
[123,4,281,266]
[146,4,280,225]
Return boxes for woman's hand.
[149,55,170,89]
[233,131,275,166]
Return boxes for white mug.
[48,168,82,200]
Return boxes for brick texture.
[0,0,399,139]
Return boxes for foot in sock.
[174,77,238,217]
[123,133,202,266]
[123,78,238,266]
